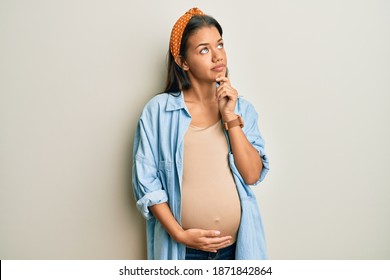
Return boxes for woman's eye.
[217,43,224,49]
[200,48,209,54]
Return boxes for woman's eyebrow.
[195,38,223,49]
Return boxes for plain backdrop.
[1,0,389,259]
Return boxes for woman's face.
[181,26,227,84]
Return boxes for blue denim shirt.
[132,92,270,260]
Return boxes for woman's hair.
[163,15,224,95]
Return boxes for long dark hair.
[163,15,224,95]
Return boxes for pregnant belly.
[181,186,241,243]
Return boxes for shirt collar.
[166,92,186,111]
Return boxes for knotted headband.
[169,7,205,59]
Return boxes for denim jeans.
[185,243,236,260]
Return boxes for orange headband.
[169,7,205,59]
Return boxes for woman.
[132,8,269,260]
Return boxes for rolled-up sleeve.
[132,118,168,220]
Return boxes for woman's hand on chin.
[216,77,238,121]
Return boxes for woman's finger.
[216,76,230,85]
[217,89,238,101]
[200,238,233,252]
[217,82,237,96]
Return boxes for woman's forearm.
[149,203,184,242]
[227,125,263,185]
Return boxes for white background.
[1,0,389,259]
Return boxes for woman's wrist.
[222,113,237,122]
[171,227,186,243]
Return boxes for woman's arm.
[216,77,263,184]
[225,120,263,184]
[149,203,232,252]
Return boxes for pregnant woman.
[132,7,270,260]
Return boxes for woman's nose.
[212,52,223,63]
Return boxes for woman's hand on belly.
[176,228,232,253]
[149,203,232,252]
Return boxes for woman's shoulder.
[141,93,169,112]
[140,92,182,117]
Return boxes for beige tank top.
[181,120,241,242]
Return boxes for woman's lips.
[211,64,226,72]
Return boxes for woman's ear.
[175,56,189,71]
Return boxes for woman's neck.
[184,81,217,104]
